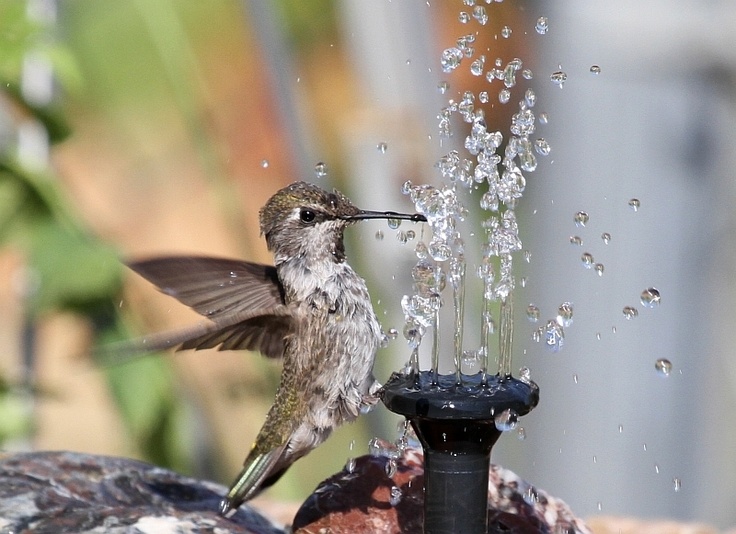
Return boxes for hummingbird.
[127,181,426,516]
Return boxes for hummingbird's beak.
[343,210,427,223]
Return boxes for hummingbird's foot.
[218,497,236,518]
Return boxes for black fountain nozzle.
[381,370,539,534]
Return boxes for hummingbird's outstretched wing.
[128,256,291,358]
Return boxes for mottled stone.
[293,445,591,534]
[0,451,284,534]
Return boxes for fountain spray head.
[382,371,539,534]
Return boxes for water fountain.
[375,3,552,531]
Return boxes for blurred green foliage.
[0,1,189,472]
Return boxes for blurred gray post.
[517,0,736,527]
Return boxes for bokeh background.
[1,0,735,529]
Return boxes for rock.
[293,445,591,534]
[0,451,284,534]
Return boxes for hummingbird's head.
[259,181,426,265]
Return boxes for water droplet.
[523,250,532,263]
[500,26,512,38]
[538,112,549,124]
[387,218,401,230]
[655,463,660,474]
[618,424,623,433]
[385,458,397,478]
[628,198,640,211]
[375,230,384,241]
[472,5,488,25]
[517,427,526,440]
[389,486,403,506]
[535,16,549,35]
[655,358,672,377]
[573,211,589,227]
[396,230,408,244]
[429,240,452,262]
[377,142,388,153]
[601,232,611,244]
[345,457,356,473]
[556,302,574,327]
[437,81,450,94]
[478,91,489,104]
[573,373,578,384]
[590,65,601,75]
[387,328,399,340]
[522,68,533,80]
[314,161,328,177]
[441,47,464,73]
[498,88,511,104]
[523,486,539,505]
[470,56,485,76]
[415,241,429,259]
[569,235,583,246]
[526,304,540,323]
[581,252,594,269]
[519,366,532,383]
[640,287,661,308]
[260,159,269,168]
[534,138,551,155]
[542,320,565,352]
[494,408,518,431]
[550,70,567,88]
[673,477,681,492]
[622,306,638,320]
[458,11,470,24]
[406,230,416,241]
[594,263,605,276]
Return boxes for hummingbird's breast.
[278,258,382,429]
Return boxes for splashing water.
[397,2,551,384]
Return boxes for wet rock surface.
[0,448,591,533]
[293,445,591,534]
[0,451,284,534]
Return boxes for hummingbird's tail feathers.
[220,444,288,516]
[97,306,294,364]
[128,256,285,320]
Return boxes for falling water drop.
[494,409,518,431]
[550,70,567,88]
[441,47,464,73]
[542,320,564,352]
[522,68,533,80]
[601,232,611,244]
[472,5,488,25]
[640,287,661,308]
[538,112,549,124]
[498,88,511,104]
[569,235,583,246]
[628,198,641,211]
[375,230,384,241]
[534,138,551,155]
[517,427,526,440]
[314,161,328,177]
[589,65,601,75]
[594,263,605,276]
[500,26,512,38]
[389,486,403,506]
[458,11,470,24]
[673,478,682,492]
[470,56,485,76]
[526,304,540,323]
[535,16,549,35]
[655,358,672,377]
[260,159,269,168]
[556,302,574,327]
[573,211,589,227]
[437,81,450,94]
[581,252,594,269]
[377,142,388,153]
[622,306,638,320]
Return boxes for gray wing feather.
[128,256,292,358]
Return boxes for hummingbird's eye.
[299,208,317,224]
